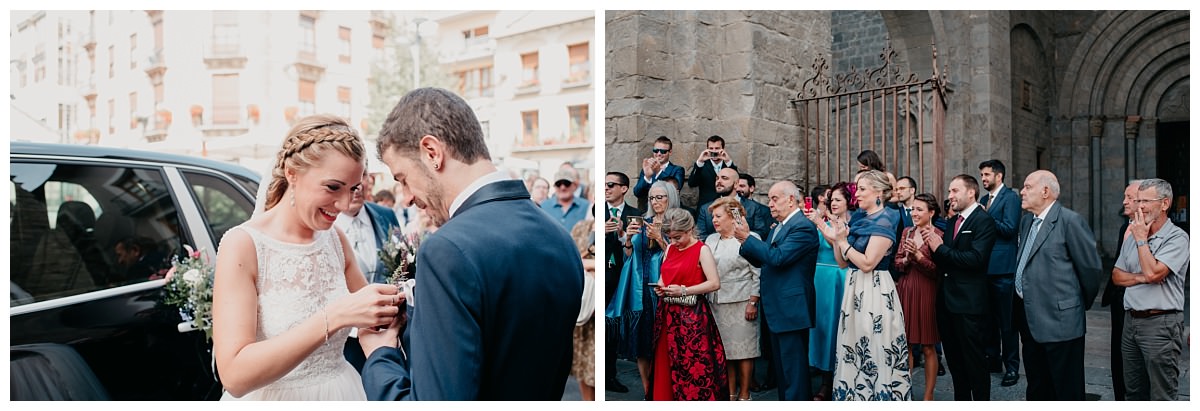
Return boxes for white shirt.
[449,170,513,218]
[985,183,1006,208]
[334,208,378,280]
[957,201,981,223]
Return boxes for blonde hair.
[264,114,366,211]
[661,208,696,238]
[708,196,746,221]
[856,170,893,203]
[570,220,594,258]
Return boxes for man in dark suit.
[1012,170,1102,400]
[359,87,583,400]
[977,159,1022,385]
[925,174,997,401]
[602,171,639,393]
[633,136,685,208]
[737,171,780,391]
[1099,180,1140,400]
[697,168,771,239]
[688,135,737,208]
[734,181,818,401]
[337,170,403,372]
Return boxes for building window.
[108,45,114,78]
[455,65,493,99]
[212,11,239,56]
[108,98,115,134]
[567,42,589,83]
[338,26,351,64]
[33,44,45,83]
[337,86,351,119]
[212,74,240,125]
[299,79,316,116]
[372,33,385,61]
[299,15,316,60]
[58,104,75,142]
[153,19,164,51]
[520,110,539,146]
[129,92,138,129]
[520,52,539,87]
[130,33,137,69]
[568,105,589,143]
[463,26,488,47]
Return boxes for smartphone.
[626,215,643,226]
[804,196,813,211]
[730,207,743,225]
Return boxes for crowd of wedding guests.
[604,139,1190,401]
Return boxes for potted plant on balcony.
[284,106,299,123]
[190,105,204,126]
[247,104,260,124]
[157,109,172,128]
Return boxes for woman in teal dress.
[804,182,856,400]
[605,181,679,397]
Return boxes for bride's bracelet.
[322,308,330,344]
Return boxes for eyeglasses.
[605,182,627,188]
[649,195,668,202]
[651,148,669,154]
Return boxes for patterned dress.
[220,225,367,400]
[650,240,727,401]
[832,208,911,401]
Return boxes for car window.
[181,171,255,247]
[10,161,184,306]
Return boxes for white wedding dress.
[220,224,368,401]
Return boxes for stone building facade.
[605,10,1189,258]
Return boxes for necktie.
[769,222,782,243]
[352,218,371,270]
[1014,217,1042,298]
[952,215,964,239]
[610,207,620,219]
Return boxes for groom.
[358,87,584,400]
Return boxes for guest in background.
[633,136,685,206]
[803,181,855,400]
[688,135,737,208]
[705,197,760,401]
[894,193,943,400]
[570,219,598,401]
[650,208,726,400]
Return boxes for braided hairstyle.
[263,114,366,211]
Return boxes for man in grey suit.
[1012,170,1102,400]
[734,180,818,401]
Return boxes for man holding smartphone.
[688,135,737,208]
[603,171,641,393]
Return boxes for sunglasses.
[651,148,669,154]
[554,180,573,188]
[605,182,627,188]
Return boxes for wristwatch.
[749,301,758,307]
[1135,240,1149,247]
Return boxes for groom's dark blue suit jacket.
[361,179,584,400]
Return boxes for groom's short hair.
[377,87,491,164]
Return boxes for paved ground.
[604,297,1190,401]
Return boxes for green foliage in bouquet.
[378,227,421,286]
[162,245,215,342]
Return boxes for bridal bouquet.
[378,227,421,286]
[162,245,214,342]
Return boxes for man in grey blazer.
[734,180,818,401]
[1012,170,1102,400]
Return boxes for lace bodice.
[234,225,354,390]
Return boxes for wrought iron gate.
[790,41,949,196]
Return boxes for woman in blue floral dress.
[817,170,911,401]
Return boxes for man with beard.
[602,171,639,393]
[925,174,998,400]
[697,168,769,239]
[977,159,1022,386]
[359,88,583,400]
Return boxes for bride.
[213,114,401,400]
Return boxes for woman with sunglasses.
[605,180,679,398]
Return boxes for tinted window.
[10,161,182,306]
[181,171,255,247]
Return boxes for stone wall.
[606,10,831,208]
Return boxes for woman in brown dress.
[893,193,942,401]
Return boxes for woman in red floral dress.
[650,208,727,400]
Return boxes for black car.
[10,142,259,400]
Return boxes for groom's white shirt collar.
[449,170,513,218]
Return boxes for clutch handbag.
[661,294,697,306]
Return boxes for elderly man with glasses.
[1111,178,1190,400]
[540,166,590,232]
